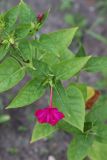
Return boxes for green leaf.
[17,40,34,61]
[0,14,5,35]
[31,123,57,143]
[32,47,74,67]
[31,60,51,79]
[93,124,107,144]
[69,83,87,100]
[86,96,107,123]
[57,120,81,134]
[76,45,86,57]
[67,134,94,160]
[15,24,31,40]
[4,5,19,33]
[59,49,74,61]
[53,81,85,131]
[0,57,25,93]
[40,27,78,49]
[19,0,35,23]
[0,114,10,123]
[40,48,74,66]
[84,122,93,133]
[38,50,60,65]
[7,78,45,108]
[85,56,107,72]
[88,141,107,160]
[0,43,10,61]
[52,56,91,80]
[33,27,77,61]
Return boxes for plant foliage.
[0,1,107,159]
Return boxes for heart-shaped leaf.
[53,82,85,131]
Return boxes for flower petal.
[35,107,64,126]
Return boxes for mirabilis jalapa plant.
[1,0,107,159]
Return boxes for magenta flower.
[35,87,65,126]
[37,12,44,22]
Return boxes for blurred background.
[0,0,107,160]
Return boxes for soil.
[0,0,107,160]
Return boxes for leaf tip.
[20,0,24,3]
[6,105,12,109]
[5,107,9,110]
[19,0,24,5]
[30,138,37,144]
[73,26,79,32]
[30,140,33,144]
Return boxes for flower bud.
[37,13,44,22]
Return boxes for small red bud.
[37,13,44,22]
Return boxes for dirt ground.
[0,0,107,160]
